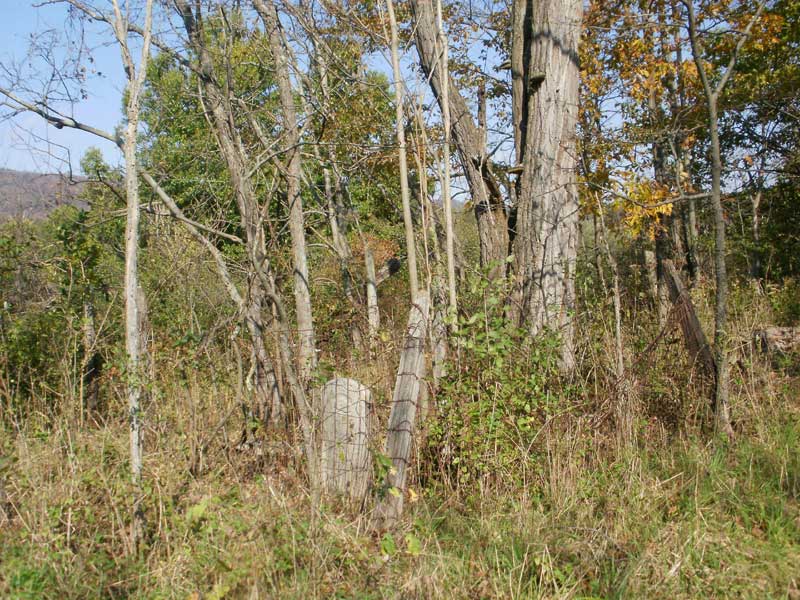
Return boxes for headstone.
[319,377,372,503]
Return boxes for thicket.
[1,185,798,597]
[1,0,799,597]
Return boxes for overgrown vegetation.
[1,0,799,597]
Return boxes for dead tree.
[664,260,716,382]
[374,293,430,528]
[386,0,420,300]
[409,0,508,275]
[254,0,318,383]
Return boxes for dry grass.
[1,280,799,599]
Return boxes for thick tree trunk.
[647,11,672,324]
[510,0,582,370]
[122,116,144,549]
[672,1,700,283]
[410,0,508,274]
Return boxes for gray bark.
[409,0,508,274]
[365,245,380,346]
[374,293,430,528]
[510,0,582,370]
[386,0,420,300]
[175,0,284,422]
[256,0,318,383]
[686,0,765,436]
[109,0,153,552]
[435,0,458,316]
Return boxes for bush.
[424,271,566,494]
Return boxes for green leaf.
[405,533,422,556]
[186,497,210,527]
[380,533,397,557]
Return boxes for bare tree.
[113,0,154,549]
[684,0,766,436]
[172,0,286,423]
[435,0,457,316]
[385,0,420,300]
[254,0,318,382]
[0,0,155,551]
[409,0,509,275]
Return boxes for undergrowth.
[2,389,797,598]
[1,260,799,598]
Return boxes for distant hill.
[0,168,88,220]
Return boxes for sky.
[0,1,507,188]
[0,2,124,174]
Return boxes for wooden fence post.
[374,293,430,528]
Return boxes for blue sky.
[0,1,507,188]
[0,2,124,174]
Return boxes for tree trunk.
[176,0,292,424]
[436,0,458,317]
[257,0,318,383]
[750,189,762,279]
[111,0,154,552]
[707,100,733,436]
[685,0,764,436]
[365,245,380,347]
[81,301,102,418]
[510,0,582,370]
[374,293,430,529]
[410,0,508,274]
[664,260,716,381]
[386,0,420,300]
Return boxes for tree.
[410,0,509,275]
[385,0,420,300]
[254,0,318,381]
[0,0,155,551]
[684,0,767,436]
[112,0,154,549]
[510,0,583,370]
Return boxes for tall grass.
[1,266,799,598]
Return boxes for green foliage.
[767,279,800,325]
[425,269,564,493]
